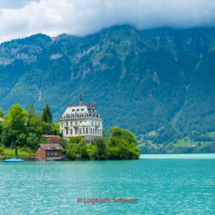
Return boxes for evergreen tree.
[41,104,53,123]
[27,103,37,119]
[0,107,5,118]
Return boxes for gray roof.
[35,144,64,151]
[62,102,100,117]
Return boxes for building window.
[37,153,40,156]
[83,128,85,134]
[41,153,44,156]
[81,109,84,111]
[50,153,52,156]
[80,128,82,134]
[66,129,68,135]
[66,122,68,126]
[72,109,75,112]
[93,129,94,134]
[75,121,77,125]
[77,109,79,111]
[47,153,49,156]
[75,129,78,134]
[55,153,58,156]
[86,128,88,134]
[71,129,73,134]
[70,121,72,126]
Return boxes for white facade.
[59,99,103,142]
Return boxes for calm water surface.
[0,154,215,214]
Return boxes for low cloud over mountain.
[0,0,215,43]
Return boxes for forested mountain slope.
[0,25,215,139]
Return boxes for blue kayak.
[3,158,25,162]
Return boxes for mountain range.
[0,25,215,141]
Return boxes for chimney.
[79,92,82,104]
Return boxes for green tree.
[80,145,89,159]
[41,104,53,123]
[0,146,4,154]
[121,129,137,145]
[93,137,108,160]
[0,107,5,118]
[103,130,108,138]
[8,104,27,126]
[15,146,18,157]
[52,122,60,135]
[109,126,122,138]
[27,103,38,119]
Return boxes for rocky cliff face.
[0,25,215,135]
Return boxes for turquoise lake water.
[1,154,215,214]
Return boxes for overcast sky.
[0,0,215,43]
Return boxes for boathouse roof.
[34,144,64,151]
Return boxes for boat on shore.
[3,158,25,163]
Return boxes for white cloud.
[1,0,215,43]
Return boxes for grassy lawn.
[174,138,192,147]
[137,143,145,148]
[208,132,215,137]
[166,150,174,154]
[148,131,157,136]
[192,141,213,147]
[4,149,35,156]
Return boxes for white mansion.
[60,94,103,141]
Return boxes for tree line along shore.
[0,103,140,160]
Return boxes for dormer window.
[52,147,55,149]
[81,109,84,111]
[77,109,79,111]
[72,109,75,112]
